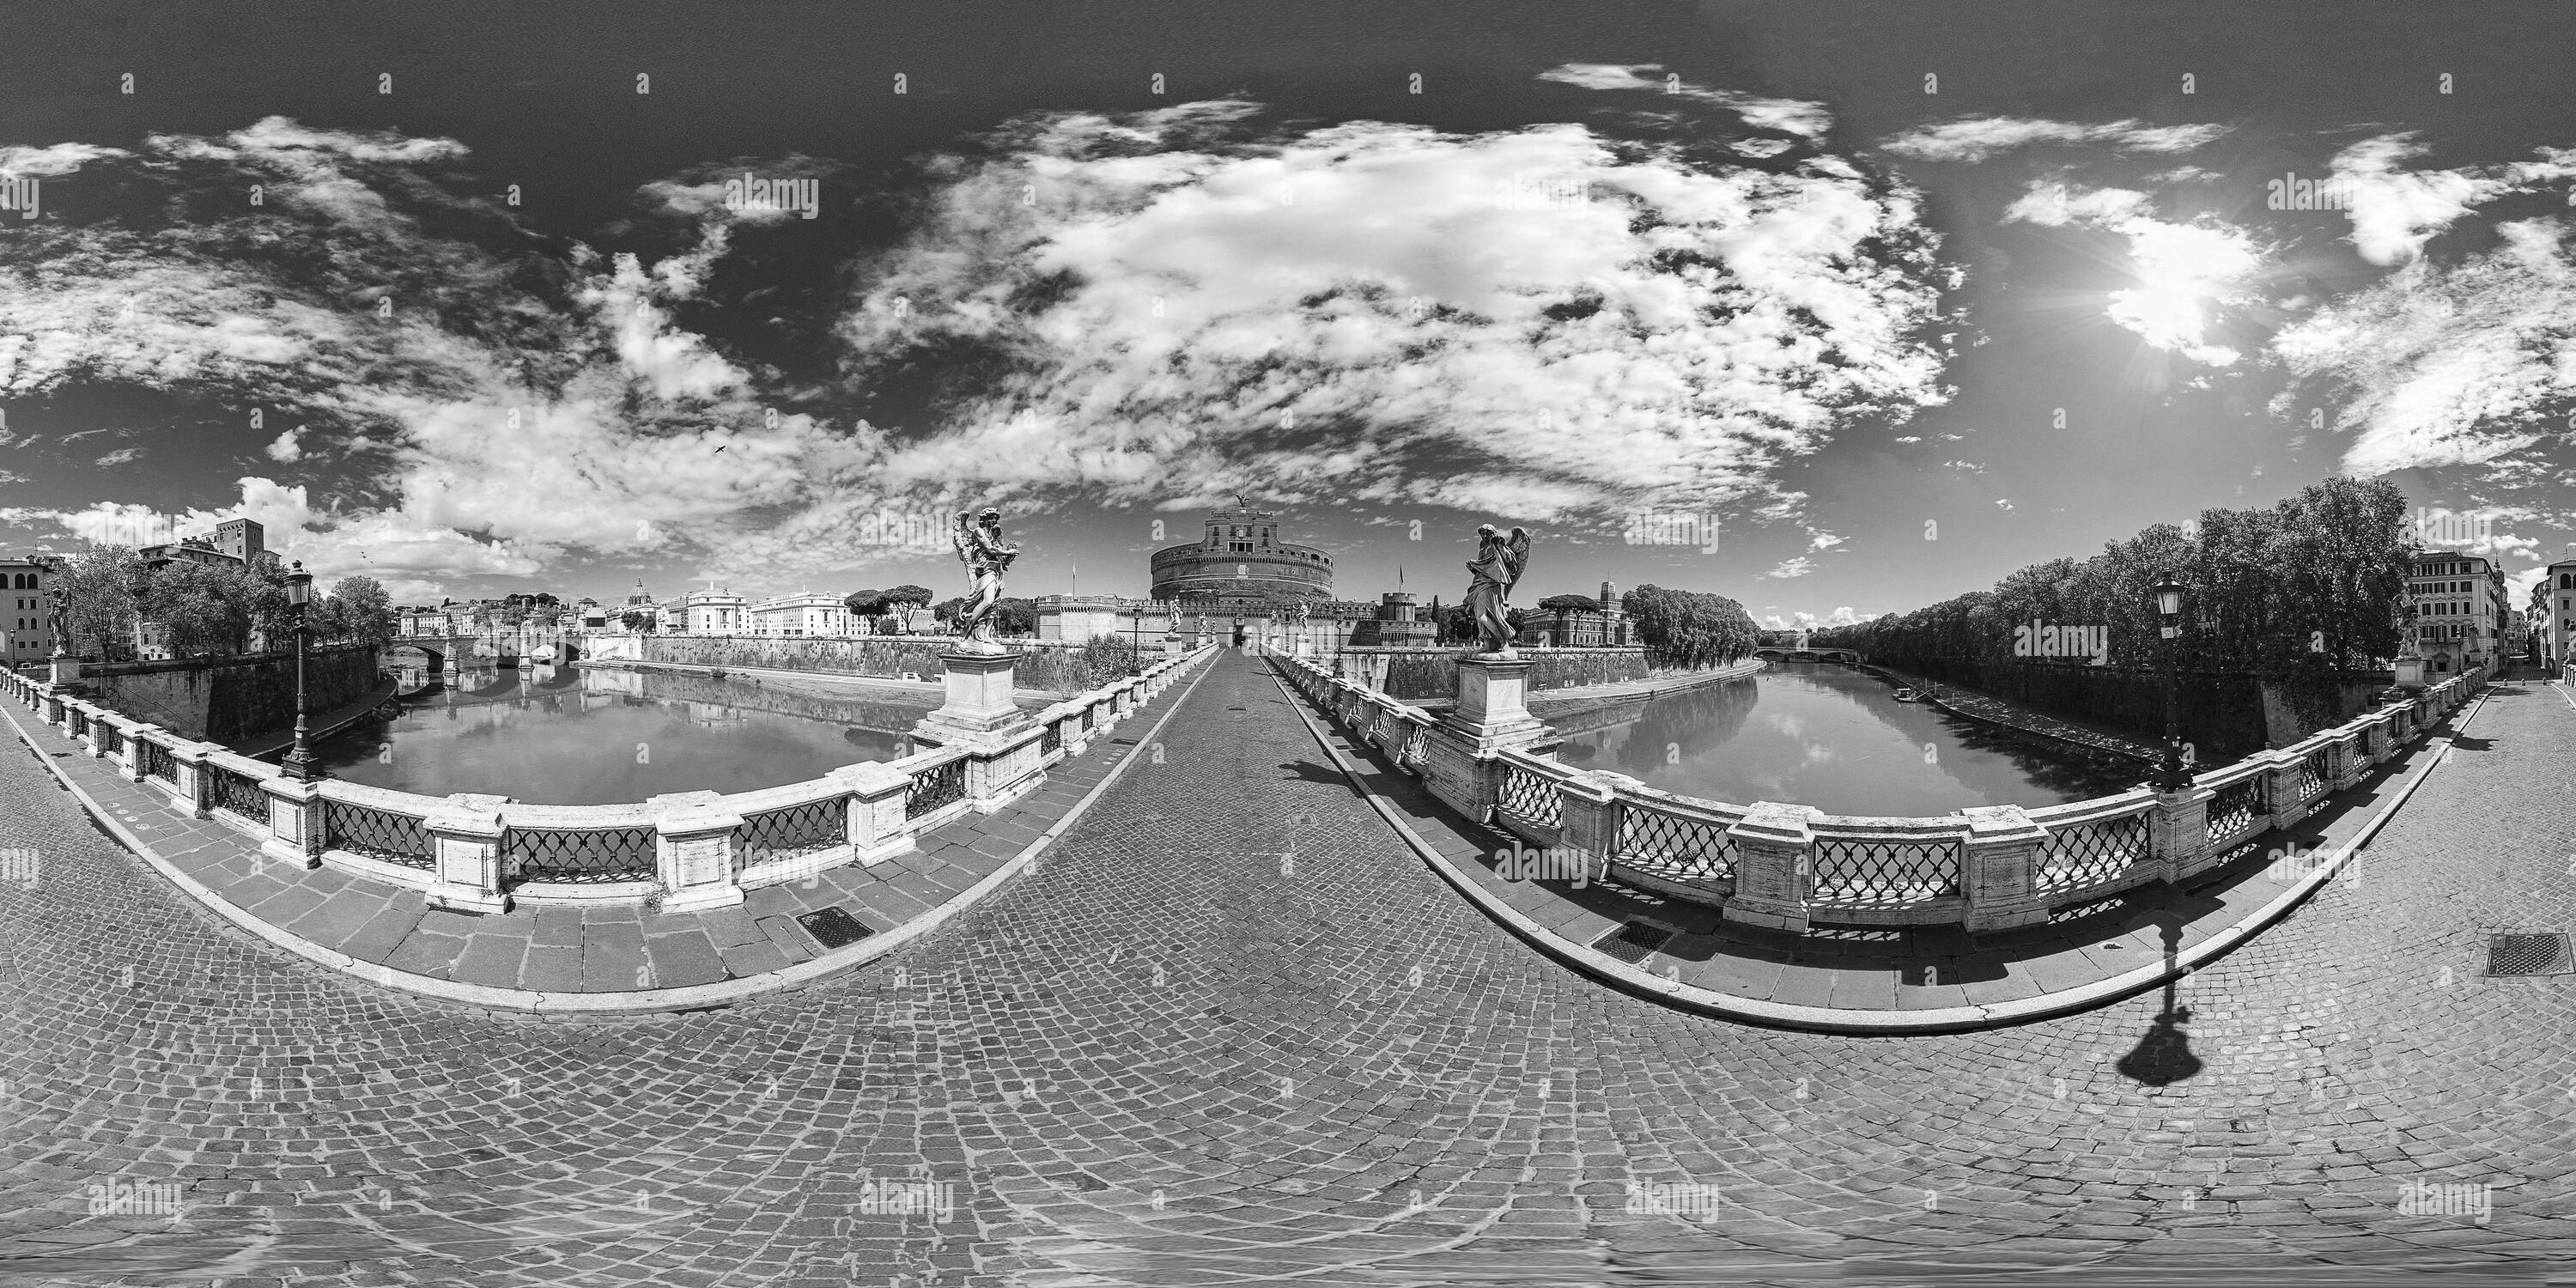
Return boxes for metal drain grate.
[795,906,877,951]
[2487,933,2573,977]
[1590,921,1674,965]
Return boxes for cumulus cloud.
[1765,557,1814,578]
[2329,134,2576,266]
[1537,64,1831,138]
[1759,605,1869,629]
[1880,117,2230,164]
[2272,216,2576,475]
[0,142,131,177]
[0,117,890,589]
[841,103,1957,530]
[94,447,144,467]
[2004,179,2263,364]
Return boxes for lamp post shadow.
[2117,914,2202,1086]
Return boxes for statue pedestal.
[914,651,1032,740]
[47,655,83,688]
[1440,655,1550,750]
[2392,653,2426,690]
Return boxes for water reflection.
[313,665,914,805]
[1552,663,2139,815]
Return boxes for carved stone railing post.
[261,775,326,870]
[649,790,744,914]
[1959,805,2052,934]
[1723,802,1818,933]
[166,740,215,818]
[829,762,917,865]
[424,793,511,914]
[2261,749,2309,831]
[2153,784,2215,883]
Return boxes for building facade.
[671,587,745,636]
[1033,595,1176,643]
[2410,550,2506,677]
[747,592,852,638]
[1149,505,1334,608]
[1,558,56,668]
[139,518,265,573]
[2540,560,2576,672]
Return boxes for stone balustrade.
[3,645,1216,914]
[1271,654,2486,931]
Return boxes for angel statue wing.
[1502,527,1531,598]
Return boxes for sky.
[5,1,2576,625]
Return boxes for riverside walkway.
[1,651,2570,1285]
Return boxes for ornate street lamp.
[279,561,322,782]
[1127,597,1145,677]
[2151,576,2189,793]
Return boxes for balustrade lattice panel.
[1810,835,1959,908]
[502,827,657,885]
[100,725,124,756]
[141,740,177,784]
[907,759,966,819]
[1041,720,1062,756]
[325,799,434,870]
[2291,748,2330,802]
[742,798,846,866]
[1399,724,1428,771]
[210,765,269,823]
[69,710,88,738]
[2035,811,2149,892]
[1080,706,1095,732]
[1615,805,1736,889]
[1495,762,1564,829]
[2206,776,2263,841]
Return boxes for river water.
[1549,662,2141,817]
[309,665,919,805]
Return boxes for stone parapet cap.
[828,762,914,797]
[503,801,658,829]
[424,793,510,837]
[1730,801,1824,845]
[1959,804,2047,844]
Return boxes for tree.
[47,547,144,662]
[933,597,967,629]
[142,561,254,657]
[323,575,396,645]
[618,610,655,634]
[1536,594,1601,614]
[993,598,1037,637]
[1624,585,1759,669]
[884,584,934,634]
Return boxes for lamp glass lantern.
[286,562,313,611]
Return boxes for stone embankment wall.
[82,645,380,744]
[604,635,1109,696]
[1867,653,2392,764]
[1335,647,1652,702]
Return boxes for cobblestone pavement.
[3,652,2572,1285]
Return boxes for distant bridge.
[385,630,586,674]
[1753,647,1862,665]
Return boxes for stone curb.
[1273,668,2486,1035]
[4,648,1219,1017]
